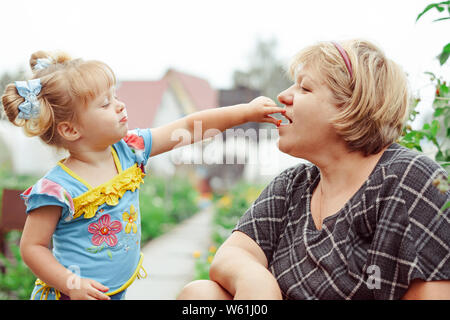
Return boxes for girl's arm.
[150,96,285,157]
[209,230,282,299]
[20,206,110,300]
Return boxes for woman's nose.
[277,88,293,106]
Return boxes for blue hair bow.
[34,58,52,71]
[15,79,42,120]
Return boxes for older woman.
[178,39,450,300]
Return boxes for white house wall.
[0,120,68,176]
[146,88,184,176]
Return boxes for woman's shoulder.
[271,161,318,189]
[263,162,319,204]
[376,143,447,186]
[372,143,449,214]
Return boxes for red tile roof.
[117,79,168,130]
[165,69,218,111]
[117,69,217,130]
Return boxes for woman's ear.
[57,121,81,142]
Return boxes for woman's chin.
[277,136,304,158]
[276,137,292,155]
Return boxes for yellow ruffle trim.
[73,164,146,219]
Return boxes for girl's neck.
[64,145,113,168]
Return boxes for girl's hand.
[245,96,286,126]
[68,277,111,300]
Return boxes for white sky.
[0,0,448,103]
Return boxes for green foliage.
[400,1,450,208]
[139,174,199,242]
[0,232,36,300]
[415,1,450,65]
[416,1,450,65]
[0,164,39,299]
[192,249,214,281]
[193,182,263,280]
[399,72,450,163]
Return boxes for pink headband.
[331,41,353,79]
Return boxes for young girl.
[1,51,285,300]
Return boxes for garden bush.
[193,182,263,280]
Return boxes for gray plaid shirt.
[234,143,450,300]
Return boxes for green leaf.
[86,246,99,253]
[85,244,105,253]
[431,120,440,136]
[424,71,436,80]
[442,201,450,212]
[436,150,445,161]
[416,1,450,22]
[433,16,450,22]
[434,107,444,117]
[416,3,438,21]
[107,250,113,260]
[441,43,450,53]
[438,50,450,65]
[438,42,450,66]
[441,83,449,94]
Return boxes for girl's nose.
[277,88,293,107]
[116,101,125,113]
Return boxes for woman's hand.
[244,96,286,126]
[68,277,111,300]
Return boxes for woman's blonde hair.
[1,50,116,147]
[289,39,409,156]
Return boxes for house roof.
[165,69,218,112]
[116,79,168,130]
[116,69,217,129]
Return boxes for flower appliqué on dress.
[123,130,146,173]
[123,205,138,234]
[88,214,122,247]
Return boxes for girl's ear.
[57,121,81,142]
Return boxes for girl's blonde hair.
[289,39,409,156]
[1,51,116,147]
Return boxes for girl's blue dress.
[22,129,152,300]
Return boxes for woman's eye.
[301,86,311,92]
[297,82,310,92]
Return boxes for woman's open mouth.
[279,113,293,127]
